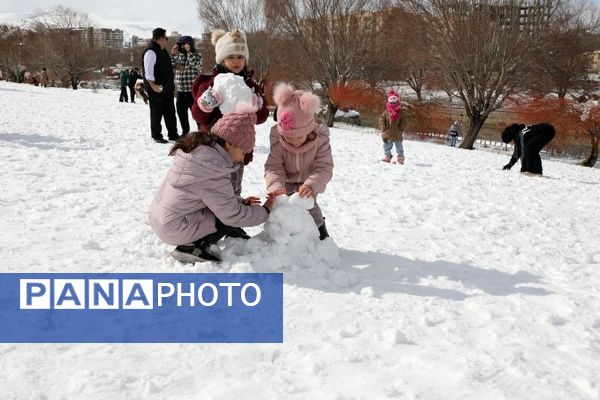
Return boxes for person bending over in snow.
[265,82,334,240]
[149,109,276,263]
[501,122,556,176]
[378,90,409,164]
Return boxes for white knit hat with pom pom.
[212,29,250,64]
[273,82,321,138]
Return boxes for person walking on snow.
[378,91,408,164]
[149,108,275,263]
[171,35,203,137]
[501,122,556,175]
[265,82,334,240]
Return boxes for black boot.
[318,219,329,240]
[171,243,221,263]
[226,227,251,240]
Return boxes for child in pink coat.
[264,82,334,240]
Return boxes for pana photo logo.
[0,273,283,343]
[20,278,262,309]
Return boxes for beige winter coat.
[378,109,410,141]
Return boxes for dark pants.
[521,124,556,174]
[176,91,195,135]
[193,219,236,247]
[148,92,178,140]
[119,86,128,102]
[128,85,136,103]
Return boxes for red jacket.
[191,66,269,132]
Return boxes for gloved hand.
[256,94,264,110]
[243,151,253,165]
[503,164,512,170]
[197,86,221,113]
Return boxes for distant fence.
[405,131,587,159]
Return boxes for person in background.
[142,27,180,144]
[128,67,142,103]
[378,90,409,164]
[171,35,203,138]
[447,120,461,147]
[40,68,49,88]
[119,69,129,102]
[501,122,556,175]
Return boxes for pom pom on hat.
[273,82,321,138]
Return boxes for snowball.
[288,193,315,210]
[212,73,254,115]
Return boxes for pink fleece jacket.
[149,143,268,245]
[264,123,334,194]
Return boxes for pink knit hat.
[273,82,321,138]
[210,102,257,154]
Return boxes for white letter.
[219,282,241,306]
[241,283,261,307]
[197,283,218,306]
[157,283,175,307]
[177,282,195,307]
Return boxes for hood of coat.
[167,144,239,187]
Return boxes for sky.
[0,0,205,39]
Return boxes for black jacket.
[506,123,553,168]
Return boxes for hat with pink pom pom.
[273,82,321,138]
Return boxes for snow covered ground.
[1,81,600,399]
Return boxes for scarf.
[386,101,402,122]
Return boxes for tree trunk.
[324,99,338,128]
[581,131,599,167]
[459,114,487,149]
[415,87,422,102]
[70,76,78,90]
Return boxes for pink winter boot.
[382,154,392,163]
[397,155,405,165]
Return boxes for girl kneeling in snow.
[149,111,275,263]
[265,83,334,240]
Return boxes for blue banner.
[0,273,283,343]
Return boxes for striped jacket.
[171,52,203,93]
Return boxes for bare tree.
[31,5,102,90]
[267,0,383,126]
[527,0,600,98]
[196,0,272,85]
[415,0,552,149]
[382,9,434,101]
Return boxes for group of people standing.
[147,28,333,263]
[118,67,143,103]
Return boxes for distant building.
[585,50,600,73]
[79,27,124,48]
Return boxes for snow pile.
[221,194,340,275]
[335,109,360,118]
